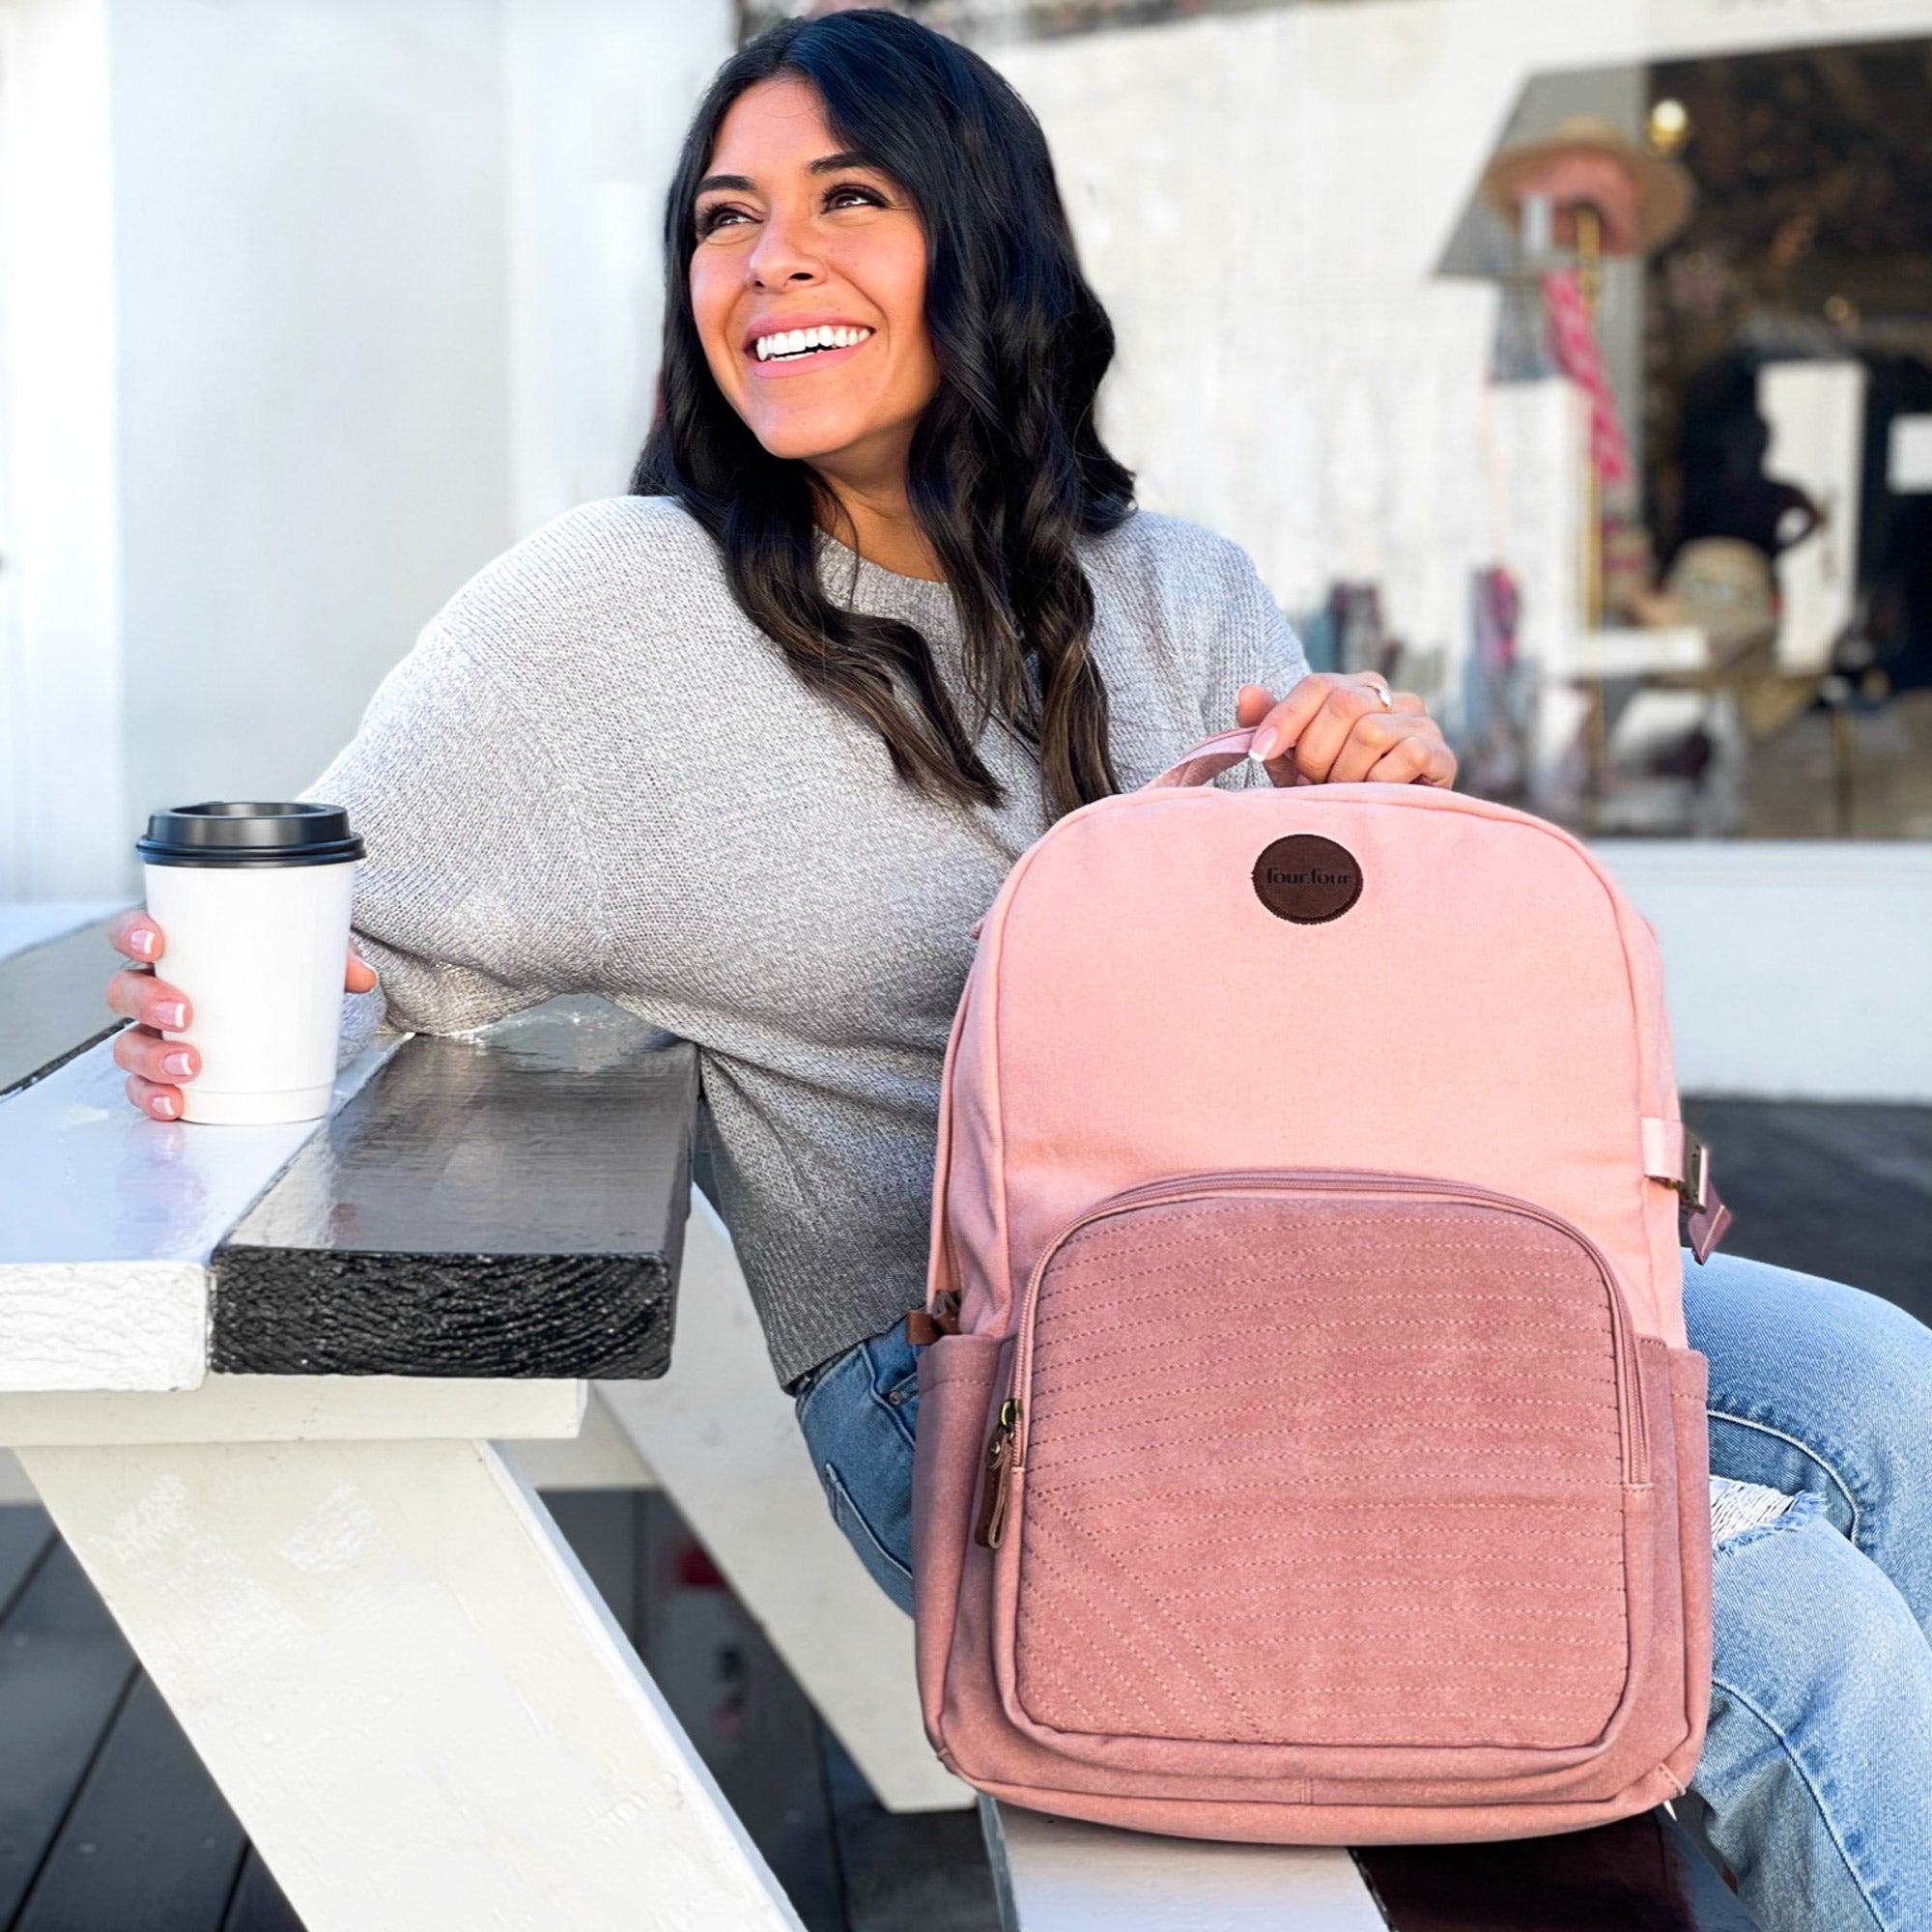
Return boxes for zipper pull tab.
[973,1399,1020,1549]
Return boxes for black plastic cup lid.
[136,802,365,867]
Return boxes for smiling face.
[690,76,940,494]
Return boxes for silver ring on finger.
[1366,678,1393,710]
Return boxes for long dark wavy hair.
[631,10,1135,818]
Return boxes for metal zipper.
[973,1398,1021,1548]
[1004,1169,1650,1489]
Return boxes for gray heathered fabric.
[309,495,1306,1385]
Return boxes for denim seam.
[1707,1406,1863,1545]
[821,1459,914,1587]
[1708,1668,1892,1932]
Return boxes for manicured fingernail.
[129,926,156,957]
[1249,728,1280,764]
[156,1001,186,1031]
[163,1051,193,1077]
[151,1092,180,1119]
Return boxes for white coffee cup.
[137,802,365,1124]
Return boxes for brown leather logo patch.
[1252,836,1363,924]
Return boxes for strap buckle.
[1673,1130,1711,1214]
[1676,1129,1732,1264]
[906,1291,961,1347]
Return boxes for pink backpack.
[911,728,1726,1843]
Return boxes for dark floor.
[1683,1097,1932,1323]
[1,1097,1924,1931]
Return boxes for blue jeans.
[792,1252,1932,1932]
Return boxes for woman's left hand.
[1236,676,1457,788]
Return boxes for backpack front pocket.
[993,1175,1648,1770]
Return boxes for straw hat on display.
[1481,116,1694,256]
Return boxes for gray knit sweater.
[310,496,1306,1384]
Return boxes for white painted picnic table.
[0,924,1750,1932]
[0,980,958,1932]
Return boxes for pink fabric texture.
[913,732,1714,1843]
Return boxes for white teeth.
[753,325,871,359]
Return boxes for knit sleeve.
[304,621,607,1036]
[1202,539,1309,730]
[1170,534,1309,800]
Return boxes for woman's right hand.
[107,910,379,1121]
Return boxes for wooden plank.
[213,999,696,1379]
[221,1850,304,1932]
[983,1802,1386,1931]
[599,1191,971,1815]
[0,1034,403,1394]
[0,1541,138,1923]
[14,1672,246,1932]
[22,1435,804,1932]
[0,1376,584,1447]
[0,910,127,1100]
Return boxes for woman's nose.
[748,208,823,289]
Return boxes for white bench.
[983,1801,1386,1930]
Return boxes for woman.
[106,14,1930,1928]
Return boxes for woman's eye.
[696,204,753,237]
[825,183,888,212]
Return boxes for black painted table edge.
[211,1001,696,1380]
[209,1248,678,1379]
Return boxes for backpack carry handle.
[1147,727,1260,790]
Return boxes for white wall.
[1599,842,1932,1101]
[0,0,731,900]
[0,0,124,900]
[503,0,732,534]
[108,0,515,860]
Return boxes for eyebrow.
[694,153,880,196]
